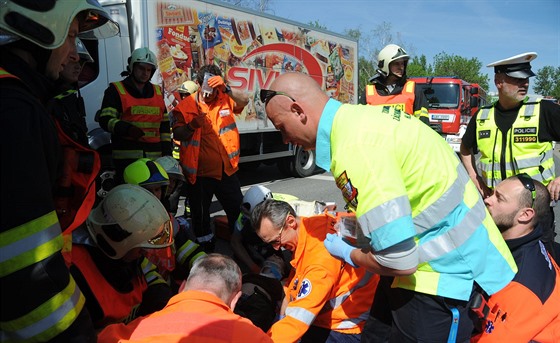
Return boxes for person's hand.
[324,233,358,267]
[127,125,144,140]
[472,175,492,199]
[189,114,206,129]
[547,176,560,202]
[207,75,226,92]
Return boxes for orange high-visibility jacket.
[270,213,379,342]
[98,290,273,343]
[365,80,415,115]
[172,92,241,184]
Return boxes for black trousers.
[361,276,476,343]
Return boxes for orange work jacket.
[172,92,241,184]
[97,290,273,343]
[270,212,379,342]
[365,80,415,115]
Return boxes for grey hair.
[251,199,296,233]
[185,254,241,302]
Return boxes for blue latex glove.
[324,233,358,267]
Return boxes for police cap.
[487,52,537,79]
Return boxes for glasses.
[147,220,174,246]
[260,89,296,106]
[516,173,536,208]
[267,213,290,247]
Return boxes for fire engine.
[410,76,489,152]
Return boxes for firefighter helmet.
[127,47,157,74]
[124,158,169,187]
[241,185,273,216]
[155,156,186,182]
[178,80,199,95]
[377,44,410,77]
[76,38,94,63]
[0,0,119,48]
[87,184,174,259]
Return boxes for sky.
[268,0,559,93]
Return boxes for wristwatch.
[224,84,232,94]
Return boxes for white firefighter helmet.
[87,184,174,259]
[377,44,410,77]
[124,158,169,187]
[242,185,273,216]
[127,47,157,74]
[76,38,94,63]
[178,80,199,95]
[155,156,186,182]
[0,0,119,48]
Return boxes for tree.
[431,52,489,90]
[533,66,560,99]
[220,0,272,12]
[407,55,433,77]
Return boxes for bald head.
[264,72,329,149]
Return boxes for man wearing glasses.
[477,174,560,341]
[259,72,517,342]
[460,52,560,263]
[250,199,378,343]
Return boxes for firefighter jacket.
[315,99,517,301]
[97,290,273,343]
[51,87,89,147]
[0,62,94,341]
[366,79,429,123]
[475,225,560,342]
[69,229,173,329]
[475,97,555,188]
[171,92,241,184]
[99,77,171,161]
[270,213,379,342]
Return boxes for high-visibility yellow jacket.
[476,97,554,188]
[316,99,517,301]
[270,212,378,342]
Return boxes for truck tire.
[293,146,316,178]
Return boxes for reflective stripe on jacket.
[366,80,415,115]
[476,97,554,187]
[113,81,167,144]
[270,212,378,342]
[318,100,516,301]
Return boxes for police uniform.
[461,52,560,262]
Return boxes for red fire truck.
[410,76,489,152]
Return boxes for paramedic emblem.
[297,279,312,299]
[335,171,358,211]
[484,321,494,333]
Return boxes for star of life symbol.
[297,279,312,299]
[485,320,495,333]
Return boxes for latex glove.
[324,233,358,267]
[127,125,144,140]
[207,75,226,92]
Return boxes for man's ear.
[517,207,535,224]
[291,103,306,123]
[229,290,242,310]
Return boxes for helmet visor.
[146,220,174,248]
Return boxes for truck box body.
[409,76,488,152]
[80,0,358,177]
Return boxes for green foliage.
[431,52,489,90]
[533,66,560,99]
[307,20,328,30]
[407,55,433,77]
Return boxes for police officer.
[0,1,118,341]
[366,44,430,124]
[460,52,560,263]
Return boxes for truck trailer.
[79,0,358,179]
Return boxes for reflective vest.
[113,81,166,144]
[321,101,516,301]
[70,245,148,328]
[475,97,554,187]
[270,212,378,342]
[365,80,415,115]
[174,92,240,184]
[0,68,87,342]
